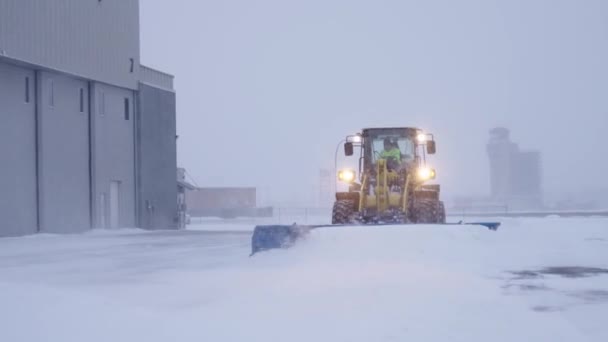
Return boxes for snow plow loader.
[251,127,500,255]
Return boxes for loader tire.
[332,200,354,224]
[412,199,444,224]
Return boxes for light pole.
[334,133,362,190]
[334,138,346,190]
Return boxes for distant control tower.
[486,128,542,209]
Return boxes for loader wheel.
[412,199,444,224]
[332,200,355,224]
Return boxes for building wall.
[0,61,38,236]
[0,1,178,236]
[512,151,542,199]
[91,82,136,228]
[187,188,257,210]
[136,83,177,229]
[487,128,543,209]
[186,188,259,218]
[0,0,140,89]
[140,66,174,91]
[37,70,91,233]
[0,62,174,236]
[487,142,518,200]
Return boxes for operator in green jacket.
[379,138,401,166]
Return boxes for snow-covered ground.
[1,217,607,341]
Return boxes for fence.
[188,206,608,227]
[189,207,332,226]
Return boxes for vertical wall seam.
[133,88,139,227]
[134,86,142,228]
[34,70,43,233]
[34,69,41,233]
[88,80,94,229]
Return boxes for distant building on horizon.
[186,187,273,218]
[486,127,542,209]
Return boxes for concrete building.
[0,0,177,236]
[486,127,542,209]
[186,187,273,218]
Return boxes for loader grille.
[414,190,439,200]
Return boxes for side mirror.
[426,140,436,154]
[344,142,354,156]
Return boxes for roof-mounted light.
[346,134,362,143]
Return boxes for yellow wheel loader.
[250,127,500,255]
[333,127,445,225]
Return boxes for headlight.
[416,133,427,144]
[417,167,436,181]
[347,134,362,143]
[338,169,356,183]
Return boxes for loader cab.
[369,135,416,165]
[342,127,437,181]
[363,128,413,170]
[363,128,428,168]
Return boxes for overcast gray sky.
[140,0,608,206]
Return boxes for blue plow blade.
[250,221,500,256]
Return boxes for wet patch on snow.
[502,283,551,292]
[540,267,608,278]
[568,290,608,303]
[532,305,564,313]
[509,266,608,279]
[509,270,543,280]
[520,284,551,291]
[504,266,608,314]
[585,237,606,242]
